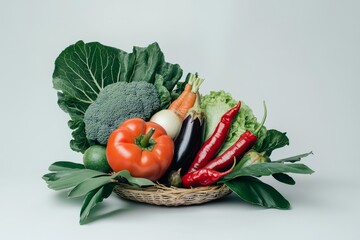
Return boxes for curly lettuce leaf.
[53,41,183,152]
[201,90,267,156]
[201,91,289,156]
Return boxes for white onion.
[150,110,182,139]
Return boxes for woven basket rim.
[114,183,232,206]
[117,182,229,192]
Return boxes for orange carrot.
[176,76,204,119]
[168,74,195,112]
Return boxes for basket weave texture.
[114,183,232,206]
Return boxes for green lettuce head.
[201,90,267,156]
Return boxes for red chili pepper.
[182,159,236,188]
[204,102,267,172]
[203,131,257,171]
[187,101,241,173]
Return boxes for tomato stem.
[140,128,155,148]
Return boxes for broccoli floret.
[84,81,161,144]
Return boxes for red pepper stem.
[140,128,155,148]
[212,157,237,178]
[254,101,267,135]
[225,157,237,174]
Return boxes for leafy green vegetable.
[201,90,267,155]
[53,41,183,153]
[225,176,290,209]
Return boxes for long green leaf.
[44,169,107,191]
[113,170,155,187]
[80,184,115,225]
[225,177,290,209]
[222,162,314,182]
[68,176,112,198]
[272,151,313,163]
[48,161,85,171]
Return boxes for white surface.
[1,0,359,239]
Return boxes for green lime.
[83,145,112,173]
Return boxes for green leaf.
[79,184,115,225]
[43,169,107,191]
[272,151,314,163]
[225,177,290,209]
[43,169,82,182]
[48,161,85,171]
[53,41,183,153]
[69,120,90,152]
[254,129,289,156]
[154,75,172,109]
[67,170,154,197]
[42,171,84,182]
[272,173,296,185]
[113,170,155,187]
[221,162,314,182]
[42,173,55,181]
[68,175,112,198]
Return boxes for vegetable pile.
[43,41,314,224]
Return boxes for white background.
[1,0,359,239]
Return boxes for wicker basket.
[114,183,232,206]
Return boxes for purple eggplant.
[163,93,205,187]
